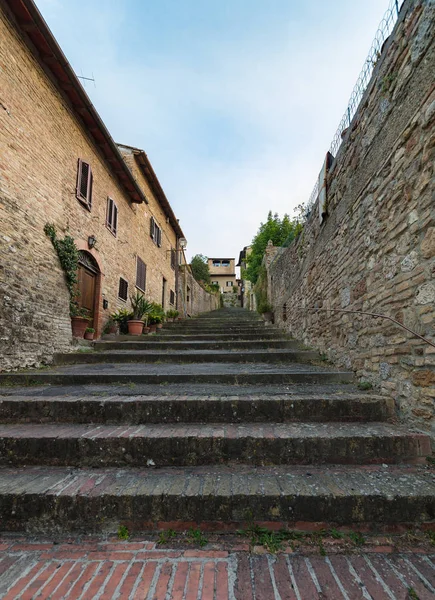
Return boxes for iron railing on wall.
[303,0,404,215]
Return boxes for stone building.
[236,246,253,309]
[0,0,216,371]
[208,258,237,293]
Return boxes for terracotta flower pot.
[128,320,144,335]
[143,326,150,334]
[157,323,163,329]
[71,316,89,338]
[84,332,94,340]
[149,324,157,333]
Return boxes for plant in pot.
[166,309,179,322]
[150,303,165,330]
[111,309,133,335]
[70,302,90,338]
[103,318,118,335]
[84,327,95,340]
[128,293,151,335]
[258,300,274,323]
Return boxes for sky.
[34,0,394,263]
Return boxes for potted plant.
[166,309,179,322]
[70,302,90,338]
[84,327,95,340]
[128,293,151,335]
[258,300,274,323]
[111,309,133,335]
[103,318,118,335]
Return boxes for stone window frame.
[170,248,176,270]
[226,281,233,287]
[106,197,118,236]
[76,159,93,211]
[118,277,128,302]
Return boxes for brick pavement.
[0,537,435,599]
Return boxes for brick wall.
[267,0,435,435]
[0,5,215,371]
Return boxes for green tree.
[245,211,300,284]
[190,254,210,283]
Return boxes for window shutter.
[118,277,128,301]
[150,217,155,240]
[169,290,175,305]
[87,168,93,209]
[106,198,118,235]
[136,257,146,292]
[76,159,92,209]
[113,203,118,234]
[157,226,162,247]
[106,198,112,227]
[171,249,176,269]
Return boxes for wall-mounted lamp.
[103,299,109,310]
[179,238,187,249]
[87,235,97,249]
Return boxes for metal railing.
[304,0,404,215]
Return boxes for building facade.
[0,0,216,371]
[208,258,237,293]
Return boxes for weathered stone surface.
[267,0,435,436]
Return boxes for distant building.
[237,247,253,310]
[208,258,237,294]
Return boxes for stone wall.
[179,266,220,316]
[0,5,214,371]
[267,0,435,435]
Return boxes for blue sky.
[35,0,394,262]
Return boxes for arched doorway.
[77,250,100,330]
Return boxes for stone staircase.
[0,307,433,534]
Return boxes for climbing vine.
[44,223,82,316]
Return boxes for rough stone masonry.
[266,0,435,437]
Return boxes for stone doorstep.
[53,350,320,365]
[0,465,434,532]
[0,394,394,424]
[0,422,430,467]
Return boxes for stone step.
[0,393,394,424]
[0,422,428,467]
[94,339,302,351]
[104,333,290,341]
[53,349,319,365]
[0,464,433,532]
[0,363,354,386]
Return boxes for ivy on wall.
[44,223,81,316]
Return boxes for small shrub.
[117,525,130,540]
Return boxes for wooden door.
[78,264,96,328]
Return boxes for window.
[212,261,220,267]
[150,216,162,247]
[169,290,175,305]
[212,281,218,285]
[170,248,176,270]
[118,277,128,301]
[106,197,118,235]
[226,281,233,287]
[222,261,230,267]
[76,159,93,210]
[136,257,146,292]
